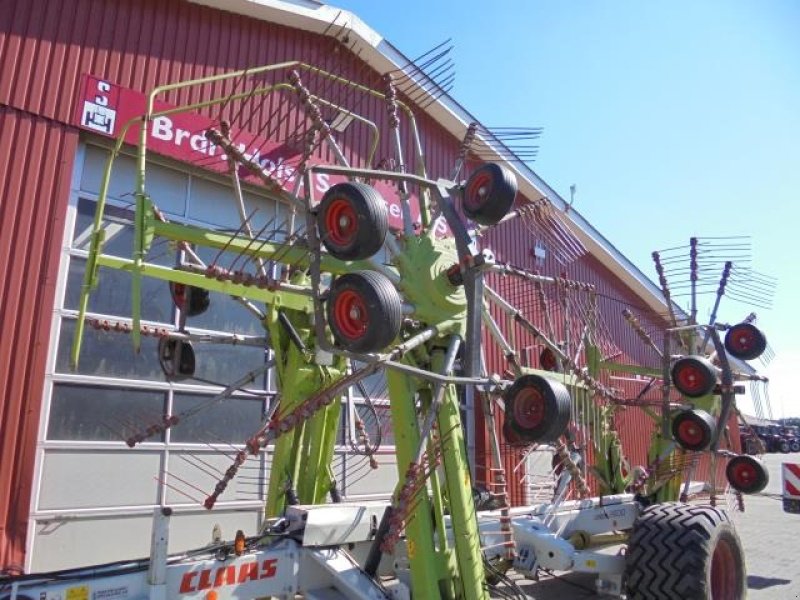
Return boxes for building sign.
[75,75,441,232]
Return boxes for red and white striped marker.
[782,462,800,514]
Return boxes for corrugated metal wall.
[0,0,470,572]
[0,106,77,573]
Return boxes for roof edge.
[188,0,673,317]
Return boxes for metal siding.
[0,106,77,573]
[0,0,472,571]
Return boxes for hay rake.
[4,46,771,598]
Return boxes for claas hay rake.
[2,56,771,600]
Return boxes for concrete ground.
[492,452,800,599]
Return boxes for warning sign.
[66,585,89,600]
[782,462,800,514]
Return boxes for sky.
[329,0,800,417]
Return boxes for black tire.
[625,503,746,600]
[327,270,401,353]
[724,322,767,361]
[503,374,571,443]
[779,440,790,453]
[462,163,518,226]
[671,409,716,452]
[158,338,196,380]
[169,282,210,317]
[725,455,769,494]
[791,441,800,453]
[317,182,388,260]
[671,356,717,398]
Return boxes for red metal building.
[0,0,736,573]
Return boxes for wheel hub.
[394,235,467,332]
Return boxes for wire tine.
[156,476,203,504]
[176,454,227,481]
[385,38,453,75]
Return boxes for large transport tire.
[317,182,388,261]
[503,374,571,443]
[327,270,402,353]
[671,409,716,452]
[779,440,791,454]
[462,163,518,226]
[791,440,800,453]
[625,503,745,600]
[725,455,769,494]
[724,322,767,361]
[671,356,717,398]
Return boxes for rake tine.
[176,454,227,481]
[156,476,204,504]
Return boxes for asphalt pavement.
[491,452,800,599]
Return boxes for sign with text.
[75,75,438,231]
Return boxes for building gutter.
[189,0,677,318]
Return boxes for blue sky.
[331,0,800,417]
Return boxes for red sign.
[75,75,443,232]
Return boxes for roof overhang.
[189,0,673,317]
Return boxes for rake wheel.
[671,356,717,398]
[317,182,388,261]
[462,163,517,226]
[671,409,716,452]
[724,322,767,361]
[725,455,768,494]
[327,270,402,353]
[503,374,571,443]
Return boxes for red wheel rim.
[465,172,493,210]
[512,386,546,430]
[540,348,557,371]
[711,537,738,599]
[324,197,358,247]
[674,362,710,395]
[172,283,186,309]
[729,325,756,354]
[729,460,757,489]
[333,289,369,341]
[677,418,705,447]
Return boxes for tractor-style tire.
[462,163,518,226]
[726,455,769,494]
[671,356,717,398]
[327,270,402,353]
[503,374,571,443]
[724,322,767,361]
[625,503,745,600]
[791,441,800,453]
[779,440,791,454]
[671,409,716,452]
[317,182,388,261]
